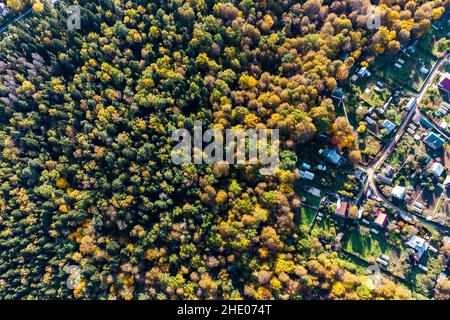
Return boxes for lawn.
[343,231,393,260]
[301,207,316,227]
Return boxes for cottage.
[321,149,342,165]
[382,119,396,134]
[412,113,422,124]
[391,186,406,200]
[438,76,450,94]
[406,235,429,260]
[374,212,389,228]
[430,162,445,177]
[357,67,371,78]
[424,132,445,150]
[300,170,315,181]
[335,200,348,218]
[332,88,345,101]
[420,117,433,130]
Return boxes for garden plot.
[374,48,437,92]
[376,130,449,224]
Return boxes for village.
[295,14,450,297]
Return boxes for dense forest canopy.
[0,0,449,299]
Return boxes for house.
[430,162,445,177]
[357,67,371,78]
[438,76,450,94]
[321,149,342,165]
[332,88,344,101]
[391,185,407,200]
[439,120,448,130]
[406,235,429,260]
[424,132,445,150]
[412,113,422,125]
[335,199,348,218]
[374,212,389,228]
[420,117,433,130]
[382,119,396,134]
[0,3,9,16]
[377,173,393,185]
[300,170,315,181]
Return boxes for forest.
[0,0,449,299]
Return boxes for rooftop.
[406,235,429,260]
[391,186,407,200]
[374,213,388,228]
[322,149,342,165]
[300,170,315,181]
[424,132,445,150]
[335,200,348,217]
[430,162,445,177]
[382,119,396,134]
[439,77,450,93]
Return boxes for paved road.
[359,53,450,232]
[0,7,32,35]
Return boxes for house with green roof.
[424,132,445,150]
[420,117,433,130]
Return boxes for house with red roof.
[374,211,389,228]
[335,199,348,218]
[438,76,450,96]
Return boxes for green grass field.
[344,231,393,260]
[301,207,317,227]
